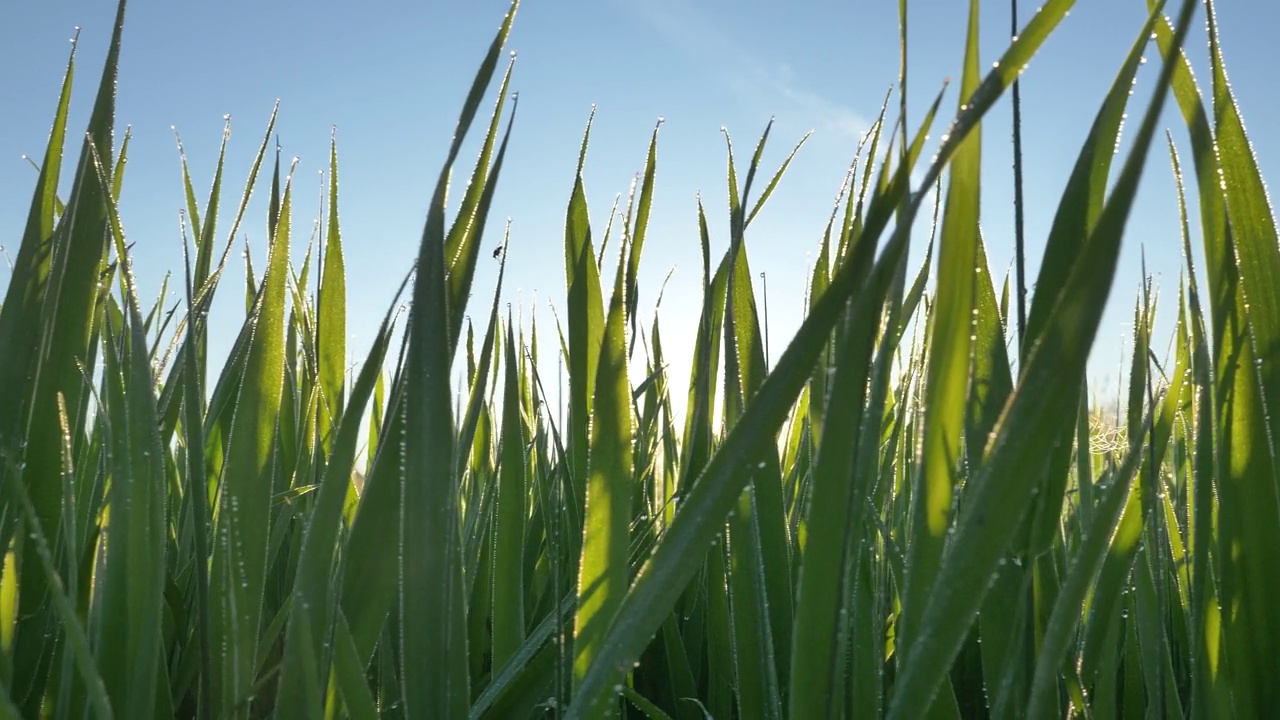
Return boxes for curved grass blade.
[338,0,519,675]
[884,3,1197,715]
[398,4,520,714]
[1201,2,1280,709]
[4,3,127,710]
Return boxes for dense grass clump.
[3,0,1279,717]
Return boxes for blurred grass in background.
[2,0,1278,717]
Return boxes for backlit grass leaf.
[884,2,1197,715]
[207,156,294,714]
[4,2,126,710]
[573,221,634,691]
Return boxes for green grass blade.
[565,109,605,524]
[1202,2,1280,710]
[398,4,520,713]
[493,318,528,670]
[567,139,924,716]
[884,3,1197,715]
[573,224,634,690]
[316,131,346,449]
[87,141,168,719]
[625,120,661,351]
[5,3,127,710]
[897,0,983,685]
[276,312,394,718]
[207,158,294,714]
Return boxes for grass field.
[3,0,1280,717]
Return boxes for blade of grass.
[884,2,1196,715]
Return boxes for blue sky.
[2,0,1278,417]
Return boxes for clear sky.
[3,0,1278,417]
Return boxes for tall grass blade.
[884,2,1197,715]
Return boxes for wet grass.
[2,0,1278,717]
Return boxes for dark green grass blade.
[884,2,1196,715]
[338,0,518,679]
[789,204,906,718]
[276,311,395,719]
[1011,2,1160,560]
[87,142,168,719]
[2,462,112,720]
[4,4,127,710]
[0,28,76,429]
[398,4,519,714]
[444,63,518,349]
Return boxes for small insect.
[492,245,503,259]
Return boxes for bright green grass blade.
[0,23,77,640]
[444,64,518,349]
[884,3,1196,715]
[625,120,660,351]
[565,109,605,522]
[965,233,1020,719]
[1202,2,1280,709]
[0,29,75,415]
[573,224,634,689]
[276,310,395,719]
[316,130,346,448]
[897,0,983,688]
[207,159,294,714]
[194,119,230,293]
[4,4,126,711]
[2,463,112,720]
[744,132,810,229]
[156,109,279,445]
[1150,1,1279,711]
[493,318,527,671]
[677,200,727,495]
